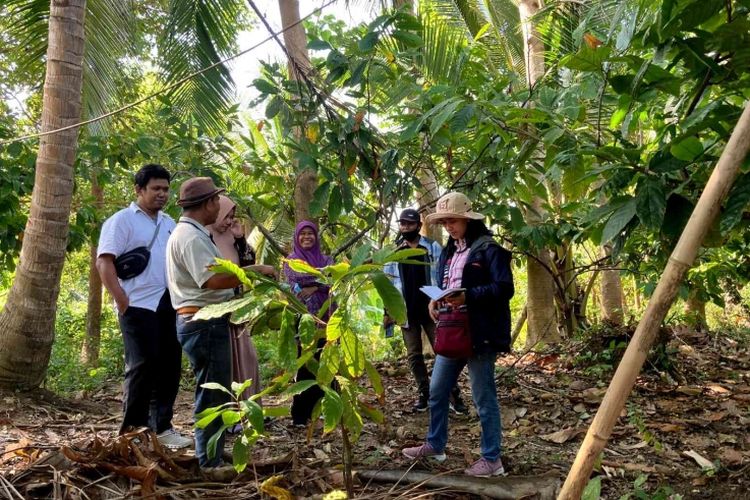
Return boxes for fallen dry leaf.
[684,449,715,471]
[620,441,649,450]
[704,411,728,422]
[676,386,702,396]
[652,423,684,432]
[540,427,584,444]
[719,448,744,465]
[705,384,730,395]
[581,388,607,403]
[718,433,738,444]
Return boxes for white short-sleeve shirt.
[97,202,176,311]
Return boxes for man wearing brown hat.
[166,177,244,468]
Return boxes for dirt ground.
[1,327,748,499]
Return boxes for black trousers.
[291,337,326,425]
[118,290,182,434]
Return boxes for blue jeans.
[177,315,231,467]
[426,352,501,461]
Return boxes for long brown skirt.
[230,323,261,404]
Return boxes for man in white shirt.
[96,164,191,449]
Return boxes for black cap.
[398,208,421,223]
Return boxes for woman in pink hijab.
[208,196,275,403]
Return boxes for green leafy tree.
[192,244,421,495]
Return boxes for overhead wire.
[0,0,337,147]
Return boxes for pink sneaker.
[465,457,506,477]
[402,443,447,462]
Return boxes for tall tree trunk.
[81,178,104,367]
[685,287,708,331]
[278,0,316,224]
[0,0,86,389]
[415,166,442,243]
[519,0,559,346]
[600,245,625,325]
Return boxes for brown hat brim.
[177,188,226,208]
[425,211,484,224]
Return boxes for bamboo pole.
[559,102,750,499]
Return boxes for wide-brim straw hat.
[425,192,484,224]
[177,177,226,207]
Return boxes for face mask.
[401,228,421,242]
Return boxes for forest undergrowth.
[0,326,748,499]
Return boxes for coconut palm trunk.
[0,0,87,389]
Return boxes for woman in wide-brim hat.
[403,191,515,478]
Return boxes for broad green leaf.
[385,247,427,263]
[206,423,231,459]
[560,45,611,72]
[284,258,324,278]
[357,401,384,424]
[253,78,278,95]
[601,198,637,244]
[636,180,667,229]
[326,310,345,341]
[649,150,689,173]
[450,104,475,133]
[317,343,340,386]
[232,440,248,473]
[297,314,317,347]
[323,262,350,281]
[391,30,423,47]
[430,98,463,137]
[310,182,331,218]
[351,243,372,267]
[195,402,233,421]
[321,387,344,433]
[232,379,254,399]
[365,360,384,397]
[208,258,253,287]
[341,327,365,378]
[241,399,264,431]
[196,408,225,429]
[328,185,343,221]
[371,272,406,324]
[670,137,703,161]
[307,39,332,50]
[200,382,234,397]
[342,400,364,442]
[358,31,380,51]
[281,380,319,399]
[221,410,241,426]
[581,475,601,500]
[194,294,256,321]
[266,95,283,119]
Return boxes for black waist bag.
[114,221,161,280]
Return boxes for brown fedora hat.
[177,177,226,208]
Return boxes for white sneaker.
[157,429,193,450]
